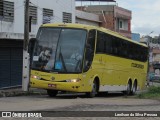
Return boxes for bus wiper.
[59,47,67,72]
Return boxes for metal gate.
[0,39,23,89]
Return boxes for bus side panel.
[97,54,147,92]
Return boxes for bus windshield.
[31,27,87,73]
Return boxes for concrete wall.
[99,14,114,31]
[77,5,132,38]
[132,33,140,42]
[114,6,131,19]
[0,0,75,37]
[76,10,100,26]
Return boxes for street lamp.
[147,31,154,86]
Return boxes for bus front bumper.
[30,78,84,92]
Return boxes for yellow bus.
[29,23,148,98]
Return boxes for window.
[0,0,3,17]
[112,36,119,55]
[96,30,148,62]
[84,30,96,72]
[96,31,105,53]
[119,20,123,29]
[43,8,53,24]
[29,5,37,24]
[63,12,72,23]
[121,40,128,57]
[0,0,14,22]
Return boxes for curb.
[0,88,47,97]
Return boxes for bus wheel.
[86,80,97,98]
[47,90,58,97]
[123,81,132,95]
[97,92,108,96]
[131,81,137,95]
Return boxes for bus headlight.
[66,78,81,82]
[31,75,41,80]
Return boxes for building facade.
[0,0,75,89]
[140,36,160,75]
[0,0,75,35]
[76,10,101,27]
[132,33,140,42]
[77,5,132,38]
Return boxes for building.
[76,5,132,38]
[76,10,102,26]
[0,0,75,89]
[151,48,160,74]
[132,33,140,42]
[0,0,75,35]
[140,36,160,75]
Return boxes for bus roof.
[41,23,147,48]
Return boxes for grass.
[136,86,160,99]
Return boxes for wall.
[0,0,75,37]
[132,33,140,42]
[99,14,114,31]
[114,6,131,39]
[77,5,132,38]
[76,10,100,26]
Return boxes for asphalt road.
[0,93,160,120]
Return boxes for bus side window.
[112,36,118,55]
[96,31,105,53]
[105,34,112,54]
[83,30,96,72]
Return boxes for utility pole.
[147,31,154,87]
[24,0,29,50]
[22,0,30,91]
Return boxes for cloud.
[116,0,160,36]
[132,25,160,36]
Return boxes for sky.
[116,0,160,37]
[76,0,160,37]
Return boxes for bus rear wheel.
[123,81,132,95]
[131,81,137,95]
[47,90,58,97]
[86,80,97,98]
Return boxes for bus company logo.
[2,112,11,117]
[131,63,144,69]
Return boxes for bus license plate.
[48,84,56,88]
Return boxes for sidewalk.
[0,88,47,97]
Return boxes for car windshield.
[31,27,87,73]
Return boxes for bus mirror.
[28,38,37,64]
[28,38,37,54]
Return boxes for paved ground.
[1,81,160,120]
[0,92,160,120]
[0,93,160,111]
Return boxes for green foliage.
[148,86,160,94]
[137,86,160,99]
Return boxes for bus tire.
[86,80,97,98]
[123,80,132,95]
[47,89,58,97]
[97,92,108,96]
[131,81,137,95]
